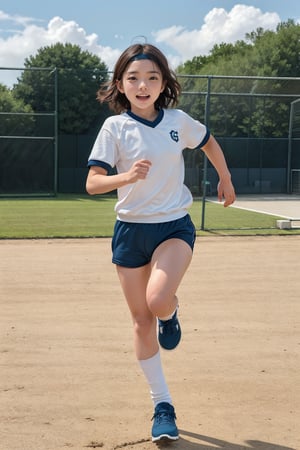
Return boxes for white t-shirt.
[88,108,210,223]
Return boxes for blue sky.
[0,0,299,85]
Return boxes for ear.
[161,80,167,93]
[116,79,124,94]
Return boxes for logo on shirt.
[169,130,179,142]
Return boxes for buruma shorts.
[112,214,196,268]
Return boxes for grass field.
[1,194,299,238]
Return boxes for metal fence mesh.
[0,69,299,199]
[178,75,300,198]
[0,68,57,196]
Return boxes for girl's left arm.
[201,135,236,207]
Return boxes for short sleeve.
[88,119,119,168]
[179,110,210,149]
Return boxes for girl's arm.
[201,135,236,207]
[86,159,152,195]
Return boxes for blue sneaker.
[158,309,181,350]
[151,402,179,442]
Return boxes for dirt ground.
[0,237,299,450]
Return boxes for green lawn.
[0,194,299,238]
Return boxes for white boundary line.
[208,199,298,220]
[230,204,292,219]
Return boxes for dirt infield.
[1,237,299,450]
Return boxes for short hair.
[97,44,181,113]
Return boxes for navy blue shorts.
[111,214,196,268]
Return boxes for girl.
[86,43,235,442]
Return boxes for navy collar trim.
[126,109,164,128]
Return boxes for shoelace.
[159,317,179,335]
[152,410,177,423]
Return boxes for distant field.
[0,194,298,238]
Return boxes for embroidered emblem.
[169,130,179,142]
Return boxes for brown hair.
[97,44,181,113]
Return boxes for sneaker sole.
[152,434,179,442]
[159,338,181,351]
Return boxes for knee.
[147,292,177,317]
[147,291,164,314]
[132,314,155,337]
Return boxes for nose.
[139,79,147,90]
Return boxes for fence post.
[53,67,58,196]
[201,76,211,230]
[287,99,300,194]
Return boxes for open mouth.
[136,94,150,100]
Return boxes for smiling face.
[117,59,166,120]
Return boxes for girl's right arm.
[86,159,152,195]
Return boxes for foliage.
[177,20,300,138]
[13,43,110,134]
[0,83,34,136]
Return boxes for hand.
[217,179,236,207]
[127,159,152,183]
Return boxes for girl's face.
[117,59,166,120]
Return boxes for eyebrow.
[126,70,161,75]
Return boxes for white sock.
[158,306,178,322]
[139,351,172,407]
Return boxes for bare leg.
[116,263,158,360]
[116,263,172,406]
[147,238,193,318]
[117,238,192,357]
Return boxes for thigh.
[116,263,152,319]
[147,238,193,304]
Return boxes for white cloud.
[153,4,280,60]
[0,12,120,86]
[0,10,43,27]
[0,13,120,69]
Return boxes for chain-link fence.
[177,74,300,200]
[1,69,299,199]
[0,67,57,196]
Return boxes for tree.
[13,43,110,134]
[0,83,34,136]
[245,20,300,77]
[177,21,300,138]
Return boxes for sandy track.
[0,237,299,450]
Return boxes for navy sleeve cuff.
[199,128,210,148]
[87,160,112,173]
